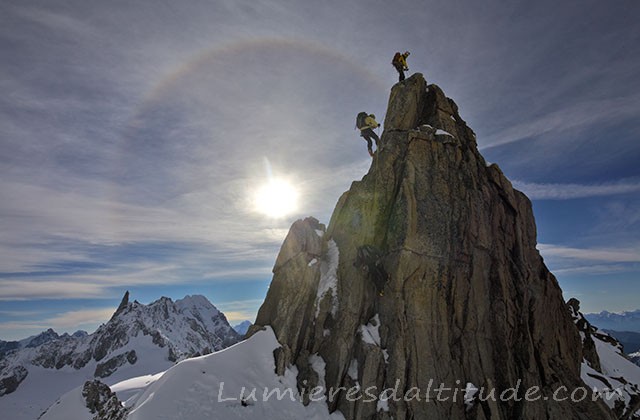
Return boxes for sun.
[254,178,299,218]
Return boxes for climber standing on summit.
[355,112,380,157]
[392,51,410,82]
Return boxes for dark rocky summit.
[250,74,615,419]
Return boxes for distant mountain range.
[0,291,240,420]
[0,329,88,359]
[585,309,640,333]
[603,330,640,354]
[583,310,640,368]
[232,320,252,336]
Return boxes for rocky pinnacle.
[250,74,614,420]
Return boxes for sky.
[1,0,639,340]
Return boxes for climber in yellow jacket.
[356,112,380,157]
[392,51,410,82]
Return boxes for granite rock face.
[250,74,615,419]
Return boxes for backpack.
[356,112,368,129]
[392,52,402,65]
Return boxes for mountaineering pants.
[394,63,405,82]
[361,128,380,152]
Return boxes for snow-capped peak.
[0,292,241,420]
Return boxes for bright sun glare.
[254,178,299,218]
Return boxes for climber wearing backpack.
[355,112,380,157]
[392,51,410,82]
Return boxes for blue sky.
[1,0,639,340]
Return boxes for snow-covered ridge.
[315,239,340,317]
[568,299,640,418]
[0,292,240,420]
[40,327,344,420]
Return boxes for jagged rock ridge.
[250,74,618,419]
[0,293,240,419]
[568,298,640,418]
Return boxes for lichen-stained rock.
[251,73,615,419]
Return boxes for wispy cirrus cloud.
[46,308,115,330]
[0,310,46,318]
[513,178,640,200]
[480,94,640,150]
[538,244,640,263]
[552,264,635,276]
[9,4,100,39]
[0,307,115,340]
[538,244,640,278]
[215,299,264,324]
[0,257,272,301]
[0,146,366,281]
[0,280,108,301]
[0,178,287,270]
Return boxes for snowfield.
[581,333,640,414]
[0,334,173,420]
[41,327,345,420]
[0,294,239,420]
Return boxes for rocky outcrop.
[252,216,326,369]
[250,74,615,419]
[0,365,27,396]
[568,298,614,372]
[82,380,128,420]
[568,298,640,419]
[94,351,137,378]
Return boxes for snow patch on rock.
[359,314,381,346]
[315,240,340,317]
[435,129,454,137]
